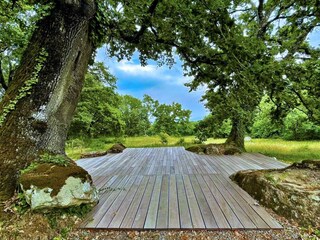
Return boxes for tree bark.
[0,1,96,200]
[225,119,246,151]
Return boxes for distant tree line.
[69,63,320,142]
[196,97,320,142]
[68,63,195,138]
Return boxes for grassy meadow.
[66,136,320,163]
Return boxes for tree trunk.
[225,119,246,151]
[0,1,96,201]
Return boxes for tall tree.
[120,95,150,136]
[143,95,192,136]
[0,0,180,200]
[69,62,124,137]
[0,0,98,200]
[0,1,48,95]
[178,0,320,149]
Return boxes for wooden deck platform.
[77,147,287,230]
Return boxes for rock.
[107,143,126,153]
[231,160,320,227]
[19,163,98,210]
[290,159,320,170]
[204,145,219,155]
[186,143,242,156]
[186,145,205,154]
[223,146,242,155]
[80,151,107,159]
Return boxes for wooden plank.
[96,175,138,228]
[176,175,193,229]
[202,175,243,229]
[156,175,169,229]
[84,175,130,228]
[217,174,282,229]
[182,174,205,229]
[79,147,283,230]
[214,173,269,228]
[132,176,156,229]
[209,174,256,229]
[189,175,218,229]
[120,176,150,228]
[195,175,230,229]
[144,175,162,229]
[168,175,180,228]
[108,175,144,228]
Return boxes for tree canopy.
[1,0,320,200]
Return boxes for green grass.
[66,136,320,163]
[204,138,320,163]
[66,136,197,159]
[245,138,320,163]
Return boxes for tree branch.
[257,0,264,24]
[116,0,161,44]
[229,8,251,15]
[290,88,315,120]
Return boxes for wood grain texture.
[78,147,286,230]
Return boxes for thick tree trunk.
[0,1,96,200]
[225,119,246,151]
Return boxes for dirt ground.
[0,204,319,240]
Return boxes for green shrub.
[159,132,169,145]
[176,137,185,145]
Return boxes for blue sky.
[95,49,209,121]
[95,29,320,122]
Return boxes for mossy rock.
[204,144,220,155]
[19,163,98,209]
[107,143,126,153]
[223,146,242,155]
[20,163,91,196]
[186,143,242,156]
[231,160,320,227]
[186,145,205,154]
[290,159,320,170]
[80,151,107,159]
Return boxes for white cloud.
[117,60,157,75]
[114,59,192,86]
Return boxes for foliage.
[195,116,232,143]
[0,48,48,126]
[158,132,169,145]
[176,138,185,146]
[68,66,193,139]
[66,135,197,159]
[69,62,125,138]
[20,162,39,174]
[283,109,320,141]
[156,0,320,146]
[143,95,193,136]
[119,95,150,136]
[0,1,53,95]
[12,192,30,215]
[39,153,70,167]
[251,97,320,140]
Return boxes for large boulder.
[204,144,220,155]
[186,145,205,154]
[107,143,126,153]
[80,151,107,159]
[186,143,242,155]
[19,163,98,210]
[231,160,320,227]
